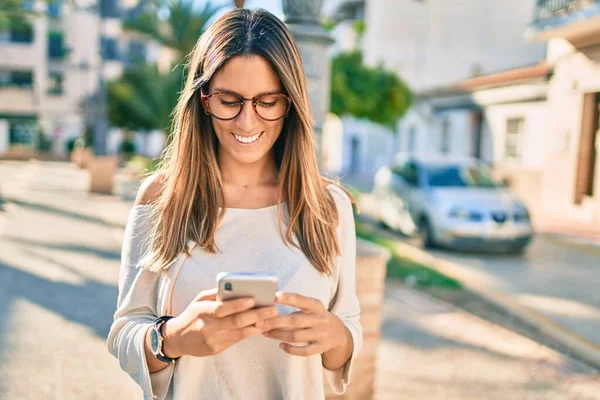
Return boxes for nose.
[235,99,260,132]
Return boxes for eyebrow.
[211,87,284,96]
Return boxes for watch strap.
[152,316,179,363]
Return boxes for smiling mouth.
[232,132,263,144]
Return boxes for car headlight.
[513,208,530,222]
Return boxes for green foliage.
[331,51,412,128]
[321,18,335,32]
[351,20,366,38]
[119,139,136,154]
[355,220,462,289]
[107,63,184,135]
[123,0,224,58]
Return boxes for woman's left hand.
[257,292,348,356]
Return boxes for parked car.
[373,153,534,253]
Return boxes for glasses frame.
[200,89,292,121]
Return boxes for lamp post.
[92,0,108,156]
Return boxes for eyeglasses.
[201,90,292,121]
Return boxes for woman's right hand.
[162,288,278,358]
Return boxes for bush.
[37,130,53,152]
[66,137,77,154]
[119,139,136,154]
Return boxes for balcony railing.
[533,0,600,23]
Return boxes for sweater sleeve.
[323,184,363,394]
[106,205,174,400]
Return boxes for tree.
[123,0,224,59]
[330,51,412,128]
[107,64,183,136]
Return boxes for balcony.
[529,0,600,46]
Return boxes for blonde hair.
[139,8,357,275]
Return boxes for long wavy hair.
[138,8,357,275]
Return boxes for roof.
[417,62,551,100]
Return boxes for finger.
[223,326,263,344]
[279,342,324,357]
[213,297,256,318]
[256,312,322,331]
[275,292,324,312]
[194,288,218,302]
[222,306,279,329]
[263,327,319,343]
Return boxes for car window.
[403,162,418,186]
[426,164,499,188]
[391,161,418,186]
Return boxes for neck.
[219,151,278,187]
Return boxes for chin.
[228,148,270,165]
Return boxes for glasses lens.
[255,94,289,120]
[208,93,241,119]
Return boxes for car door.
[389,161,419,234]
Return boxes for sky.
[201,0,342,24]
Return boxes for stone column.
[282,0,334,167]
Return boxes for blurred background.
[2,0,600,399]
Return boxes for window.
[48,1,63,19]
[0,70,34,89]
[48,31,65,59]
[101,36,120,60]
[47,71,64,95]
[101,0,120,18]
[392,161,419,186]
[10,22,34,43]
[426,164,499,188]
[0,71,10,87]
[408,126,417,152]
[13,71,34,88]
[441,118,451,154]
[0,26,10,42]
[127,40,146,64]
[505,117,524,159]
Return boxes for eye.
[220,100,239,107]
[216,93,240,107]
[257,96,279,107]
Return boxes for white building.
[322,0,548,182]
[0,0,172,158]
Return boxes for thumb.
[194,288,218,302]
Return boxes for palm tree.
[234,0,244,8]
[107,64,183,137]
[123,0,225,59]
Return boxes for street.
[356,190,600,347]
[1,161,599,399]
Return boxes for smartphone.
[216,272,278,308]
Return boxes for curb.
[390,240,600,371]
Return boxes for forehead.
[209,55,282,96]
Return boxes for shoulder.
[134,172,167,206]
[325,182,356,215]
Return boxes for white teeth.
[234,133,262,144]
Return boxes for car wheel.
[419,217,436,249]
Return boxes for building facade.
[0,0,172,158]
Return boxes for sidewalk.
[377,281,600,400]
[1,160,599,399]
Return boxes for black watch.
[150,316,180,364]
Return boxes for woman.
[107,8,362,400]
